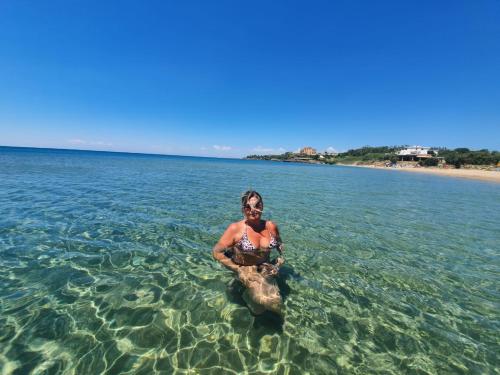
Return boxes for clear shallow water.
[0,146,499,374]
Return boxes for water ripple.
[0,148,499,374]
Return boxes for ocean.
[0,146,498,374]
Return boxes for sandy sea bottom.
[0,147,499,374]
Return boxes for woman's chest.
[240,231,272,251]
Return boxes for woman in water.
[212,191,285,314]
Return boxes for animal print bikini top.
[235,223,279,254]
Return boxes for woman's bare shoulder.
[227,220,245,233]
[265,220,279,232]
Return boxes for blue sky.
[1,0,499,157]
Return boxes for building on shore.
[300,146,317,156]
[323,150,338,157]
[397,146,438,161]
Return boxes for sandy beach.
[342,164,500,183]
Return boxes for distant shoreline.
[339,164,500,183]
[4,146,499,183]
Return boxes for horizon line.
[1,144,497,159]
[0,144,245,160]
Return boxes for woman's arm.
[268,221,285,266]
[212,223,241,273]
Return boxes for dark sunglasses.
[244,204,263,211]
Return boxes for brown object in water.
[237,265,282,315]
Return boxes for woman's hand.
[275,256,285,268]
[257,263,279,278]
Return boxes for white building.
[397,146,437,160]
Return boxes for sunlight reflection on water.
[0,147,499,374]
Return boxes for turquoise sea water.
[0,146,499,374]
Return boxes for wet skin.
[212,196,284,314]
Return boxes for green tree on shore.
[245,146,500,167]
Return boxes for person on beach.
[212,191,285,314]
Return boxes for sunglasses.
[244,204,263,212]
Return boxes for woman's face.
[243,196,263,220]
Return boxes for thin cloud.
[68,139,113,147]
[252,146,286,154]
[326,146,338,153]
[68,139,86,145]
[213,145,232,151]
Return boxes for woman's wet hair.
[241,190,263,208]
